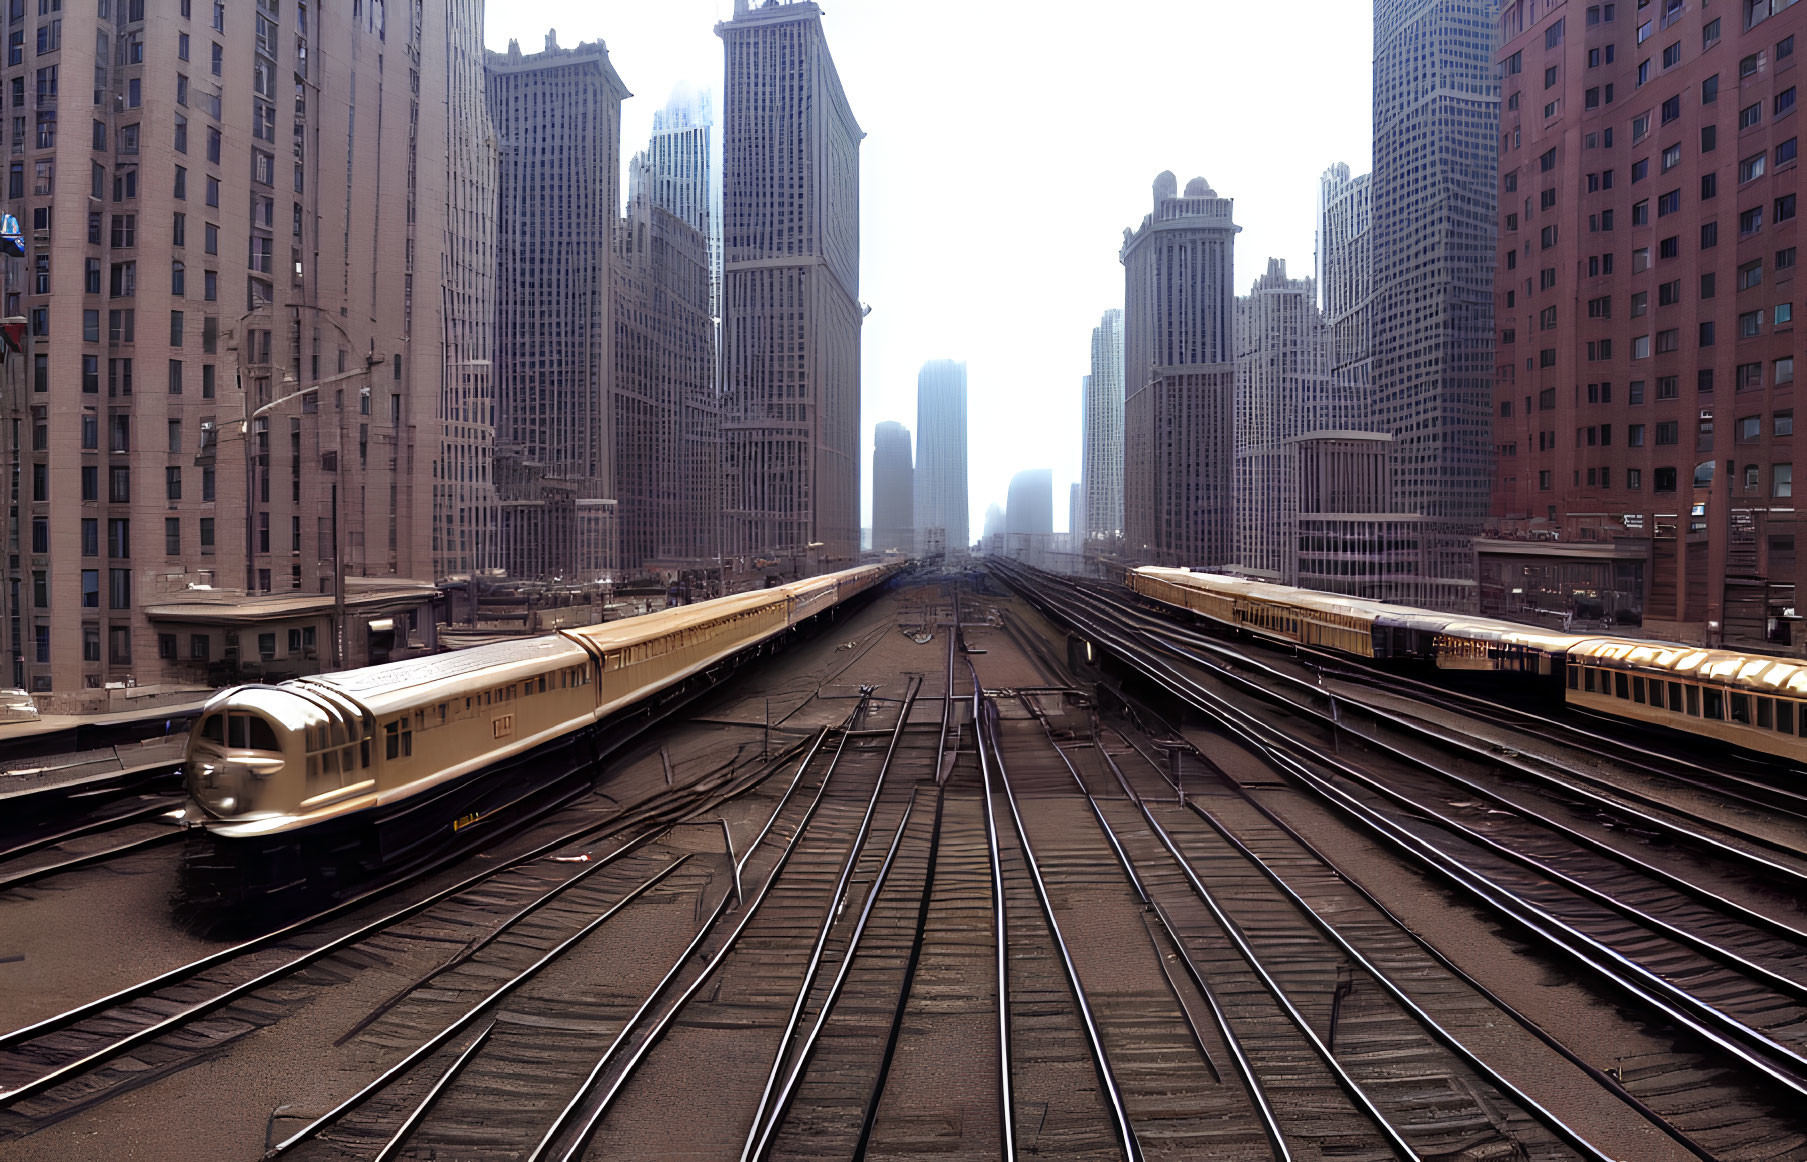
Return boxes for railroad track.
[1064,570,1807,860]
[253,688,933,1161]
[1076,571,1807,818]
[993,562,1807,1156]
[0,727,830,1140]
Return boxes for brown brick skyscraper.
[1487,1,1805,648]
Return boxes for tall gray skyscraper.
[628,84,722,321]
[1317,163,1374,425]
[914,360,970,558]
[871,422,915,554]
[718,0,864,566]
[613,190,719,571]
[1372,0,1498,591]
[1081,308,1125,546]
[1121,174,1240,567]
[1006,471,1055,537]
[487,33,629,579]
[1234,260,1338,578]
[435,0,500,582]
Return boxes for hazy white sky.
[484,1,1373,537]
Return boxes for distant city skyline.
[483,2,1373,536]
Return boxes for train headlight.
[216,796,236,812]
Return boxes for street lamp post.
[229,305,377,672]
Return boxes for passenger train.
[181,563,900,912]
[1128,567,1807,764]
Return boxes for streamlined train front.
[184,684,332,823]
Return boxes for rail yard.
[0,567,1805,1159]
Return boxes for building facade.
[432,0,498,583]
[717,0,863,567]
[628,83,720,323]
[612,191,719,572]
[1006,468,1053,536]
[1318,162,1375,421]
[1121,173,1240,567]
[914,358,969,557]
[1081,307,1124,546]
[0,1,477,707]
[1234,259,1340,578]
[486,32,627,581]
[1487,0,1805,647]
[871,420,913,554]
[1372,0,1500,595]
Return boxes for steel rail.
[0,797,182,864]
[739,679,922,1161]
[748,787,923,1161]
[1014,572,1807,993]
[968,656,1017,1162]
[0,732,805,1056]
[1098,571,1807,819]
[335,819,693,1048]
[849,584,959,1159]
[1015,572,1807,1100]
[535,703,872,1162]
[1019,704,1290,1162]
[1133,803,1420,1162]
[1083,725,1616,1162]
[977,684,1143,1162]
[264,855,692,1157]
[369,1022,495,1162]
[1054,568,1807,889]
[0,826,183,893]
[850,779,946,1161]
[0,732,821,1107]
[1118,726,1720,1162]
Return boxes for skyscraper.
[434,0,500,582]
[1006,470,1054,536]
[1371,0,1499,592]
[0,2,474,705]
[612,190,719,571]
[1081,308,1125,546]
[871,421,914,555]
[487,33,629,580]
[718,0,864,566]
[1482,0,1805,647]
[1121,173,1240,567]
[1234,260,1338,578]
[1317,163,1374,423]
[628,84,721,321]
[914,360,970,558]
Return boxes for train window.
[1703,688,1724,719]
[1568,667,1580,690]
[322,749,339,777]
[1687,685,1701,716]
[1780,701,1797,734]
[228,713,281,752]
[360,740,371,768]
[385,721,400,760]
[342,746,356,772]
[1759,698,1774,729]
[1649,682,1665,709]
[1632,676,1646,703]
[1583,668,1596,692]
[201,714,223,743]
[1668,682,1683,710]
[1614,673,1630,699]
[1731,693,1751,724]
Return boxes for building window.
[1775,464,1794,499]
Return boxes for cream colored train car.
[1565,639,1807,761]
